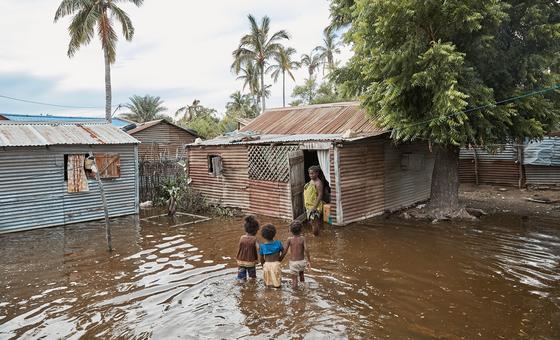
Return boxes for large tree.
[226,91,258,119]
[236,62,261,108]
[300,50,322,78]
[232,15,290,114]
[332,0,560,218]
[267,46,300,107]
[55,0,144,122]
[314,29,341,74]
[120,95,167,123]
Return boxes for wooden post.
[472,145,479,185]
[91,153,112,252]
[517,139,524,189]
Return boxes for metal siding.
[247,180,292,219]
[525,165,560,186]
[133,123,195,160]
[460,145,517,160]
[339,139,385,224]
[328,148,338,222]
[384,142,434,212]
[188,146,249,209]
[459,145,520,186]
[0,145,137,233]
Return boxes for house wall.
[338,139,385,224]
[384,142,434,212]
[187,145,250,209]
[0,144,138,233]
[134,122,196,160]
[247,180,292,219]
[459,145,520,186]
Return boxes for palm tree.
[175,99,202,122]
[267,46,299,107]
[232,14,290,113]
[120,95,167,123]
[300,50,322,78]
[236,62,260,108]
[226,91,258,118]
[314,30,342,74]
[54,0,144,122]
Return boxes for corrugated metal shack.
[186,102,434,225]
[126,119,198,160]
[459,134,560,187]
[0,121,140,233]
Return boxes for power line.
[0,94,121,109]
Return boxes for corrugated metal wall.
[187,146,250,209]
[459,145,520,186]
[338,139,385,224]
[525,165,560,186]
[134,123,195,160]
[0,145,138,233]
[328,149,337,222]
[384,142,434,212]
[247,180,292,218]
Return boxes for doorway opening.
[303,150,319,183]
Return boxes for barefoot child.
[236,216,260,281]
[284,220,311,288]
[259,224,284,288]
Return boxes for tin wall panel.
[339,139,385,224]
[525,165,560,186]
[384,142,434,212]
[459,159,520,186]
[460,145,517,161]
[247,180,292,219]
[328,148,337,222]
[133,122,195,160]
[187,146,249,209]
[0,145,138,233]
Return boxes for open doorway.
[303,150,319,183]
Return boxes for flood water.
[1,212,559,339]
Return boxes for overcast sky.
[0,0,351,118]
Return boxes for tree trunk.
[104,49,112,122]
[282,70,286,107]
[427,144,473,220]
[260,63,265,114]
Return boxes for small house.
[126,119,198,160]
[0,112,132,128]
[0,121,140,233]
[186,102,435,225]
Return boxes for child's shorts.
[289,260,307,274]
[237,266,256,280]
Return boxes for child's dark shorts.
[237,266,256,280]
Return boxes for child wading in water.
[259,224,284,288]
[284,220,311,289]
[304,165,327,236]
[236,216,260,281]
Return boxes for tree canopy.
[121,95,167,123]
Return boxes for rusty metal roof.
[240,102,386,135]
[0,121,140,147]
[127,119,198,137]
[190,132,385,146]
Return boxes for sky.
[0,0,351,119]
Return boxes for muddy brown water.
[1,212,559,339]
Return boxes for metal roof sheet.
[0,113,131,127]
[0,121,140,147]
[240,102,386,135]
[126,119,198,136]
[190,132,386,146]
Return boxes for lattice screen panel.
[248,145,299,182]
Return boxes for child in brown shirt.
[236,216,260,280]
[284,220,311,289]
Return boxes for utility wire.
[0,94,121,109]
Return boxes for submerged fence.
[139,158,186,202]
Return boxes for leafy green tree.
[300,51,322,78]
[226,91,258,119]
[290,78,318,106]
[120,95,167,123]
[291,79,353,106]
[232,15,290,113]
[54,0,144,122]
[314,30,341,74]
[267,46,300,107]
[175,101,222,139]
[332,0,560,218]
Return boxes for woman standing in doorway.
[304,165,325,236]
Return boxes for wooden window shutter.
[95,153,121,179]
[212,156,223,176]
[67,154,89,192]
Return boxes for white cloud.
[0,0,351,117]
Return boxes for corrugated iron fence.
[139,159,185,202]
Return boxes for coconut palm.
[300,50,322,78]
[232,14,290,113]
[226,91,258,119]
[236,62,260,108]
[120,95,167,123]
[54,0,143,122]
[267,46,299,107]
[314,30,342,74]
[175,99,202,122]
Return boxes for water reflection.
[0,212,559,338]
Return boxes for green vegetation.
[54,0,144,122]
[120,95,167,123]
[267,46,300,107]
[330,0,560,218]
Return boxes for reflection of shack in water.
[0,121,140,234]
[187,102,435,225]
